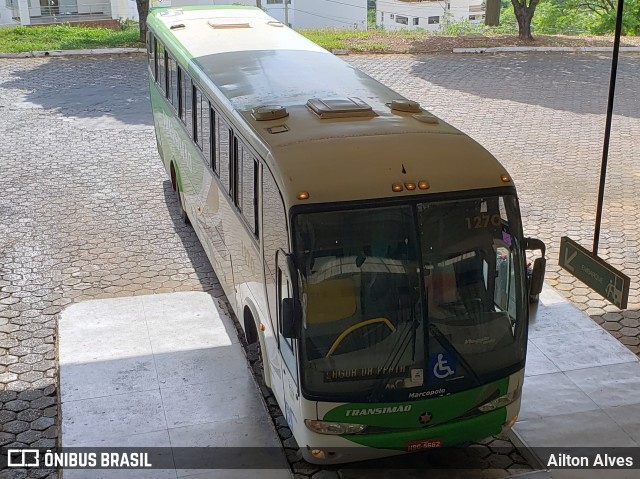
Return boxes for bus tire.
[170,162,190,225]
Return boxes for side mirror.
[282,297,302,339]
[524,237,546,303]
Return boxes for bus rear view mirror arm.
[282,297,302,339]
[524,237,546,303]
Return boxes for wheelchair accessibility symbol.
[432,353,455,379]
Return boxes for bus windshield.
[294,195,527,403]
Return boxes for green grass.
[298,28,424,51]
[0,23,143,53]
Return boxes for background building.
[263,0,367,30]
[2,0,369,29]
[376,0,485,32]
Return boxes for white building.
[263,0,367,30]
[2,0,138,26]
[2,0,368,29]
[377,0,485,32]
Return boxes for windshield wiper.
[366,308,420,402]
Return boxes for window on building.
[413,17,419,26]
[428,16,440,24]
[395,15,408,25]
[390,13,395,19]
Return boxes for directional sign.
[559,236,630,309]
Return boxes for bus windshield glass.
[294,195,527,403]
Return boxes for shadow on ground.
[408,53,640,118]
[1,55,152,127]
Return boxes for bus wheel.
[170,163,190,225]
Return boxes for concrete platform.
[513,285,640,479]
[57,286,640,478]
[58,292,291,479]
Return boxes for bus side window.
[157,42,166,95]
[167,56,177,108]
[218,117,231,194]
[263,168,288,277]
[241,147,258,237]
[147,33,155,80]
[209,104,217,174]
[178,69,192,136]
[232,137,241,207]
[193,86,203,149]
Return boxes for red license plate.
[406,438,442,452]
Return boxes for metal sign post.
[560,0,630,309]
[593,0,625,255]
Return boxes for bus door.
[276,250,300,431]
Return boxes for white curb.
[453,46,640,54]
[0,47,146,58]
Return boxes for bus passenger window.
[209,105,217,174]
[202,98,210,164]
[232,137,241,207]
[167,56,177,108]
[218,118,231,194]
[263,169,288,277]
[194,87,203,149]
[157,43,166,95]
[147,34,155,79]
[241,149,257,236]
[183,72,192,136]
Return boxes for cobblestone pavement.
[0,52,638,478]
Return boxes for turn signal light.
[418,181,430,190]
[500,174,510,183]
[392,183,403,192]
[405,182,416,190]
[297,191,310,200]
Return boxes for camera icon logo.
[7,449,40,467]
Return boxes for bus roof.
[148,6,514,207]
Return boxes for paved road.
[0,52,639,478]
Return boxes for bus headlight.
[304,419,367,435]
[477,389,520,412]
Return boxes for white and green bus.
[147,4,546,464]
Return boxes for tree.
[510,0,541,39]
[486,0,502,25]
[136,0,150,43]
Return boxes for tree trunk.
[510,0,540,41]
[136,0,150,43]
[485,0,501,27]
